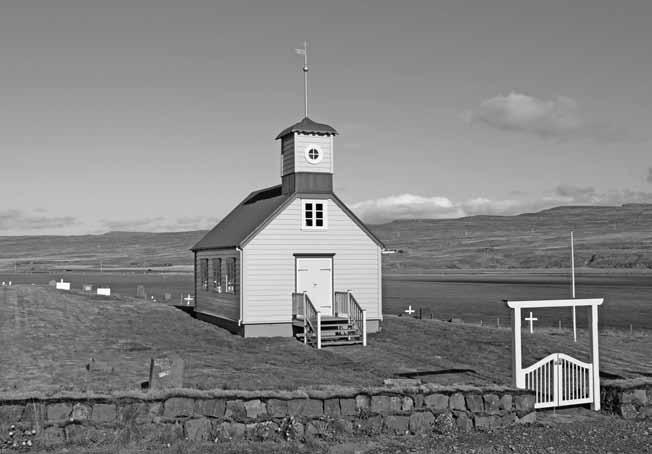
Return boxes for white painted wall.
[293,133,332,174]
[243,197,381,324]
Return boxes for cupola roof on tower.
[275,117,338,140]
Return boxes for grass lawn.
[1,285,649,394]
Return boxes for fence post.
[362,309,367,347]
[317,312,322,350]
[589,304,600,411]
[512,306,524,388]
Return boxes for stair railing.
[297,292,321,349]
[347,291,367,347]
[292,292,304,319]
[334,291,349,319]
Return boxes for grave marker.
[525,312,538,334]
[82,284,93,293]
[55,279,71,291]
[404,305,415,316]
[97,287,111,296]
[148,353,184,390]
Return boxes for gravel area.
[354,409,650,454]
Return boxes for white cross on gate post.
[404,305,415,316]
[525,312,538,333]
[183,294,194,306]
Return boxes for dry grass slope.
[1,285,649,395]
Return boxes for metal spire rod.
[296,41,309,118]
[303,41,309,118]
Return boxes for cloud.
[352,186,652,224]
[0,209,79,234]
[466,92,584,139]
[647,168,652,184]
[100,216,218,232]
[350,194,465,224]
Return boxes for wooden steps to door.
[295,318,363,347]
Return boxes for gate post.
[589,304,601,411]
[511,305,524,388]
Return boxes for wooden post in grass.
[589,304,601,410]
[509,303,523,388]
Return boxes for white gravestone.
[55,279,71,291]
[97,287,111,296]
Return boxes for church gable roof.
[192,187,385,252]
[191,185,290,251]
[275,117,338,140]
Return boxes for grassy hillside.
[375,204,652,272]
[1,204,651,272]
[2,285,649,394]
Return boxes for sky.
[1,0,651,235]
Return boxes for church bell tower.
[276,117,337,194]
[275,41,338,195]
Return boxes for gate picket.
[521,353,593,409]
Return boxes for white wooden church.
[191,114,385,346]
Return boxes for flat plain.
[1,285,649,395]
[2,270,650,330]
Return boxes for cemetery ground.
[1,285,650,395]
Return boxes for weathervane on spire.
[295,41,309,118]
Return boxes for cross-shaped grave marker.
[525,311,538,333]
[183,294,194,306]
[404,305,415,316]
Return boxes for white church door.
[296,257,333,315]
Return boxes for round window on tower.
[304,145,323,164]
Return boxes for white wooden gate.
[522,353,593,409]
[506,299,603,411]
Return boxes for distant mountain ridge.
[1,204,651,271]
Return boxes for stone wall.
[601,378,652,420]
[0,384,535,448]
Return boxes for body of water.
[2,271,650,330]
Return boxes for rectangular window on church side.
[225,257,236,294]
[211,258,222,293]
[200,258,209,290]
[302,200,327,230]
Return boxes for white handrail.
[316,312,322,349]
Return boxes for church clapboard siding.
[281,135,295,176]
[243,197,380,325]
[194,249,240,322]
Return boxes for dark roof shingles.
[191,185,289,251]
[275,117,338,140]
